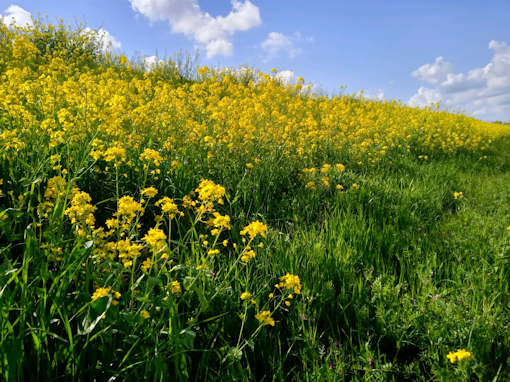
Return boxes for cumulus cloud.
[129,0,261,58]
[261,31,311,61]
[261,32,302,59]
[408,87,441,107]
[363,89,385,101]
[412,56,452,85]
[1,4,33,28]
[83,27,122,53]
[409,40,510,120]
[143,55,163,71]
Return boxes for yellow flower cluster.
[208,212,231,231]
[143,227,167,252]
[141,187,158,198]
[446,349,471,363]
[141,309,150,319]
[240,292,252,300]
[155,197,180,218]
[64,191,96,235]
[255,310,275,326]
[240,246,256,263]
[2,21,509,189]
[116,196,144,222]
[115,239,143,267]
[91,287,121,304]
[278,273,302,294]
[103,145,126,164]
[301,163,347,191]
[141,258,153,272]
[139,148,163,167]
[453,191,463,199]
[44,176,67,200]
[240,221,268,239]
[196,179,226,201]
[170,281,181,294]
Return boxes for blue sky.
[2,0,510,121]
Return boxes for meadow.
[0,21,509,381]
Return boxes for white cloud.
[409,40,510,120]
[83,27,122,53]
[412,56,452,85]
[129,0,261,58]
[261,32,304,60]
[143,55,163,70]
[363,89,385,101]
[205,39,233,58]
[1,4,33,28]
[408,87,441,107]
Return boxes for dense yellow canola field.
[2,23,510,169]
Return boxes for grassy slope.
[248,138,510,381]
[1,129,509,381]
[3,135,508,381]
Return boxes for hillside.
[1,22,509,381]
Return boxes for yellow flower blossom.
[170,281,181,294]
[208,212,231,230]
[155,196,179,218]
[143,227,167,251]
[305,181,316,190]
[139,148,163,167]
[279,273,302,294]
[65,191,96,232]
[240,292,252,300]
[447,349,471,363]
[141,187,158,198]
[141,258,152,272]
[44,176,67,200]
[91,287,111,301]
[255,310,275,326]
[116,196,144,223]
[320,164,331,173]
[240,221,268,239]
[141,309,150,319]
[103,145,126,164]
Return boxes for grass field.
[0,22,509,381]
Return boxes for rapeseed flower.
[141,258,153,272]
[240,221,268,239]
[240,292,252,300]
[143,228,167,251]
[117,196,144,222]
[170,281,181,294]
[255,310,275,326]
[279,273,302,294]
[141,187,158,198]
[447,349,471,363]
[139,148,163,167]
[155,197,179,218]
[141,309,150,319]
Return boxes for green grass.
[2,136,509,381]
